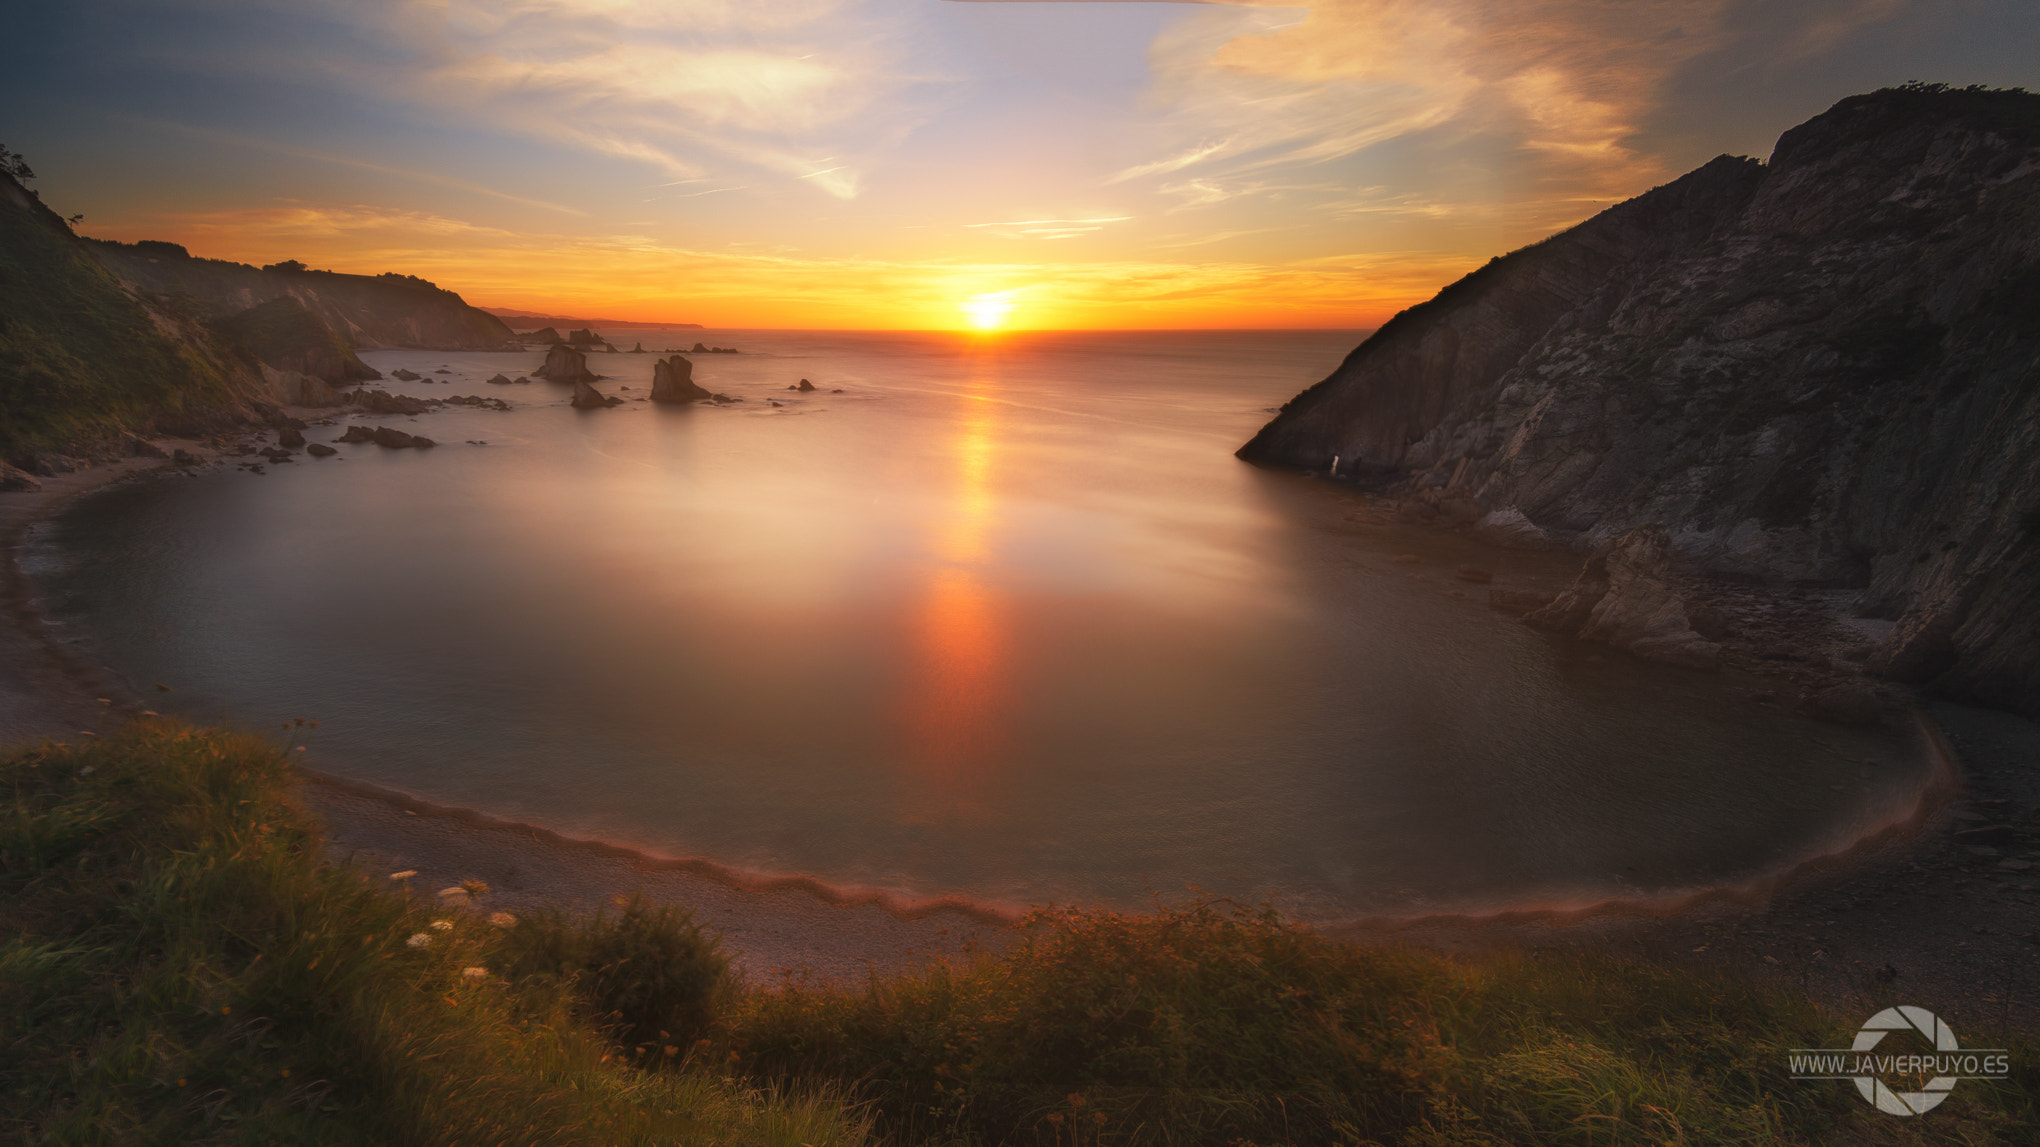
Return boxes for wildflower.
[487,912,518,929]
[460,879,490,896]
[436,886,469,899]
[407,933,432,948]
[389,870,417,880]
[462,966,489,979]
[430,920,454,931]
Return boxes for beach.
[6,450,2037,1027]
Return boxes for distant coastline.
[479,307,703,329]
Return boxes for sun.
[961,290,1018,330]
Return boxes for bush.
[497,894,730,1056]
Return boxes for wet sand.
[5,451,2036,1025]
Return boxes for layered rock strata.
[1240,86,2040,716]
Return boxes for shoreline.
[5,452,2038,1023]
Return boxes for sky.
[5,0,2037,329]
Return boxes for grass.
[0,722,867,1146]
[4,723,2035,1145]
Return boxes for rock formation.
[260,364,345,408]
[1238,85,2040,716]
[390,369,422,381]
[1524,526,1724,669]
[350,390,435,415]
[795,378,816,392]
[570,378,623,408]
[535,345,598,384]
[650,355,713,403]
[628,342,646,353]
[519,326,564,344]
[485,373,514,385]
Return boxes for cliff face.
[0,174,264,461]
[88,242,517,352]
[1240,86,2040,716]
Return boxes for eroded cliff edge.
[1239,86,2040,717]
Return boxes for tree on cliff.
[0,144,33,184]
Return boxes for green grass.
[4,724,2034,1145]
[0,722,868,1146]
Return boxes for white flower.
[487,912,518,929]
[406,933,432,948]
[461,966,489,979]
[389,870,417,880]
[429,920,454,932]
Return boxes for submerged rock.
[390,369,422,381]
[306,442,337,457]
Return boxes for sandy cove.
[4,446,2037,1026]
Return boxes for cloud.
[963,216,1134,240]
[161,0,944,200]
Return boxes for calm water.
[27,329,1932,920]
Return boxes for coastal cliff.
[1241,86,2040,716]
[0,172,264,462]
[88,241,516,352]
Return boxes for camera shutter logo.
[1851,1007,1959,1115]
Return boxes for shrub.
[496,894,730,1056]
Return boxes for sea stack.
[535,344,598,384]
[570,378,623,408]
[650,355,713,403]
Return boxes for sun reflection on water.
[894,349,1011,823]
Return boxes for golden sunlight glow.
[961,290,1019,330]
[896,355,1009,823]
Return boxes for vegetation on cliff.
[6,724,2034,1144]
[0,172,252,462]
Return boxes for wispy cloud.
[963,216,1134,240]
[129,117,589,216]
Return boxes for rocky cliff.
[0,172,265,462]
[1240,85,2040,716]
[88,242,517,352]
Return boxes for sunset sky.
[8,0,2037,329]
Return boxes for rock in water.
[371,426,435,448]
[391,369,422,381]
[306,443,337,457]
[1238,85,2040,715]
[796,378,816,392]
[628,342,646,353]
[485,373,515,385]
[335,425,377,444]
[350,389,435,415]
[535,344,598,384]
[277,426,306,449]
[570,378,623,408]
[650,355,713,403]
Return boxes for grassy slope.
[3,725,2034,1145]
[0,724,866,1146]
[0,177,247,462]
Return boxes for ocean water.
[26,329,1933,920]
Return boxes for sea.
[22,328,1935,922]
